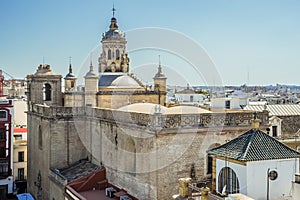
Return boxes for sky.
[0,0,300,86]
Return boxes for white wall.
[247,159,299,200]
[216,159,247,194]
[291,182,300,200]
[175,93,205,103]
[13,99,27,126]
[211,98,248,110]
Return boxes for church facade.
[26,12,269,200]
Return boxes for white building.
[208,127,300,200]
[211,90,248,110]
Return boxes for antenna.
[43,56,45,65]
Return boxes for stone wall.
[280,115,300,136]
[27,105,268,199]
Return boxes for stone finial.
[251,112,261,129]
[178,178,191,198]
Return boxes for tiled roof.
[207,129,300,161]
[54,160,101,182]
[244,104,300,116]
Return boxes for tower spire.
[158,55,162,74]
[69,56,72,74]
[89,53,93,71]
[154,55,165,78]
[112,4,116,18]
[109,5,118,30]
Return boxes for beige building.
[13,127,27,193]
[26,13,269,200]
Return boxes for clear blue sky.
[0,0,300,86]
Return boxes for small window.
[18,168,24,180]
[18,152,24,162]
[0,129,5,140]
[116,49,120,60]
[225,100,230,109]
[43,83,52,101]
[207,155,213,174]
[272,126,278,137]
[39,126,43,150]
[108,49,112,60]
[190,95,194,102]
[0,111,7,119]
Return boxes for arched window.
[116,49,120,60]
[108,49,112,60]
[43,83,51,101]
[39,125,43,150]
[218,167,240,195]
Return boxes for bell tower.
[27,64,62,109]
[64,58,77,91]
[153,56,167,105]
[98,6,130,73]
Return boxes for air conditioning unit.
[105,187,116,198]
[120,195,132,200]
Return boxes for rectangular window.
[0,111,7,119]
[0,146,5,158]
[225,100,230,109]
[0,129,5,140]
[18,168,24,180]
[18,152,24,162]
[272,126,278,137]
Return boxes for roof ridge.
[239,129,256,161]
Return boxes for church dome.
[98,73,142,88]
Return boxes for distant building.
[244,104,300,136]
[173,84,206,106]
[211,91,248,110]
[0,99,14,198]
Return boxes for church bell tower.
[98,6,130,73]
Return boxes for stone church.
[26,12,269,200]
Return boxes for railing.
[30,104,269,130]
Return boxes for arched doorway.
[218,167,240,195]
